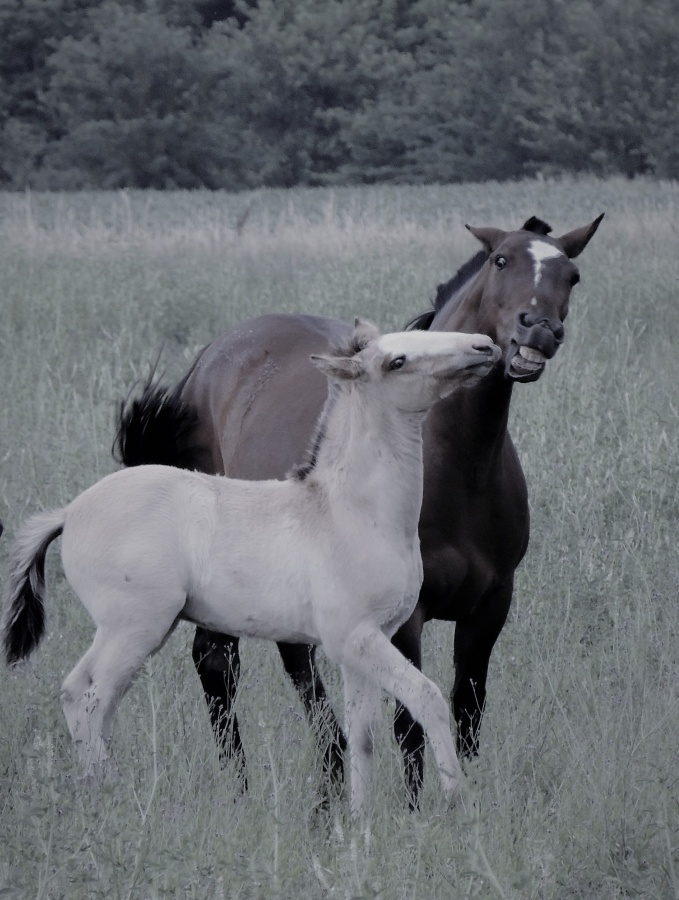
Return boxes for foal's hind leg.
[61,631,113,770]
[192,627,247,784]
[277,642,347,788]
[61,622,176,772]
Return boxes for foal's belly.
[182,589,321,645]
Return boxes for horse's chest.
[420,470,529,621]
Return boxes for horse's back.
[181,314,352,479]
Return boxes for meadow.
[0,177,677,899]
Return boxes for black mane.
[291,382,340,482]
[522,215,552,236]
[404,216,553,332]
[292,324,374,481]
[404,248,488,332]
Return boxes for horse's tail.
[113,371,201,470]
[2,509,65,665]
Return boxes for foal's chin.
[438,363,497,397]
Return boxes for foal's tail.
[113,370,201,470]
[2,509,65,665]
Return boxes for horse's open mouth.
[508,345,547,380]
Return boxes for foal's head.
[434,214,604,383]
[311,320,500,412]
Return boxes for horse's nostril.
[472,343,493,355]
[518,312,532,328]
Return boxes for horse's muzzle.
[506,318,564,382]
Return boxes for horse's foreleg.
[452,583,513,757]
[340,665,382,816]
[391,609,425,807]
[192,627,246,785]
[339,628,462,804]
[277,642,346,787]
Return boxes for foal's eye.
[495,256,507,270]
[389,355,406,371]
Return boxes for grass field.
[0,177,677,899]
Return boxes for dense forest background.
[1,0,677,190]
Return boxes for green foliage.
[37,3,239,189]
[206,0,409,187]
[0,0,677,185]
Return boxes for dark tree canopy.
[0,0,676,189]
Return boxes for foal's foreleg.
[340,665,382,816]
[391,612,426,806]
[277,642,347,788]
[340,628,462,804]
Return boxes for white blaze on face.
[528,241,565,297]
[378,329,490,362]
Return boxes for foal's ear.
[556,213,605,259]
[310,353,365,382]
[465,224,508,253]
[353,317,381,345]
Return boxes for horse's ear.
[555,213,605,259]
[310,353,365,382]
[465,225,507,253]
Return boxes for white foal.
[3,320,499,812]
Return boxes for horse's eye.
[495,256,507,270]
[389,356,406,371]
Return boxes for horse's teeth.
[518,346,546,364]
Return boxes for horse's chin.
[505,344,548,383]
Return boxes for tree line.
[1,0,677,190]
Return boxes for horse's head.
[311,320,500,411]
[435,215,604,383]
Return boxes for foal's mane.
[291,321,376,482]
[405,216,552,332]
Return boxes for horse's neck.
[313,387,425,535]
[430,282,514,487]
[436,273,487,337]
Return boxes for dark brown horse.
[115,214,603,802]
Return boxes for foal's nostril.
[472,343,493,355]
[518,312,532,328]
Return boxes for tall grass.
[0,177,677,898]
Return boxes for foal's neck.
[312,385,426,533]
